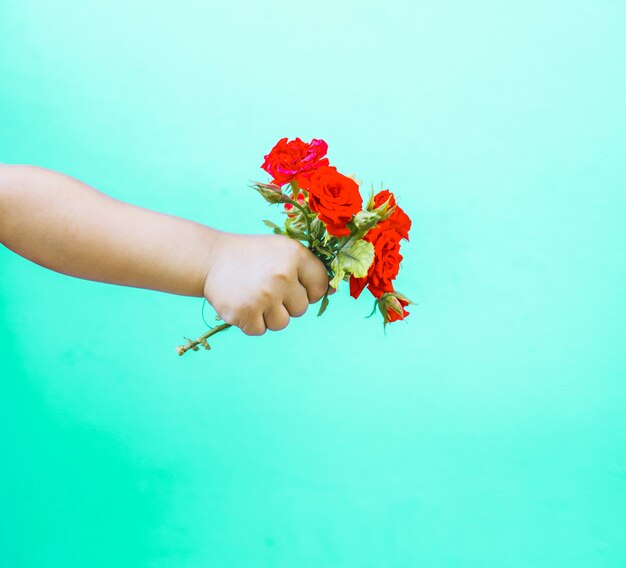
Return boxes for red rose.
[296,166,363,237]
[349,270,368,299]
[349,227,403,299]
[372,189,411,241]
[261,137,329,186]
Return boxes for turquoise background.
[1,0,626,566]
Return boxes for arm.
[0,164,220,297]
[0,164,330,335]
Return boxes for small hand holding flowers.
[176,137,414,355]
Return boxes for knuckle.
[292,305,307,318]
[290,299,309,317]
[238,304,259,322]
[308,284,326,303]
[272,271,290,284]
[257,287,274,301]
[240,317,265,336]
[218,308,238,326]
[268,316,290,331]
[244,325,266,336]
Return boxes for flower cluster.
[259,137,413,325]
[176,137,414,355]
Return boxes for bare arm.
[0,164,219,297]
[0,164,331,335]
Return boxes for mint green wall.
[2,1,626,566]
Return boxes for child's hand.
[203,232,333,336]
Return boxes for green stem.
[282,196,314,249]
[176,323,232,356]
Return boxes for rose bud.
[252,182,285,204]
[378,291,414,325]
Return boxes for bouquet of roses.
[176,137,414,355]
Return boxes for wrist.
[189,224,224,298]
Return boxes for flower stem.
[176,323,232,356]
[282,195,314,248]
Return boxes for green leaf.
[329,259,345,290]
[335,238,375,279]
[284,227,307,240]
[310,217,326,240]
[314,246,335,260]
[317,292,330,317]
[290,179,301,200]
[366,184,375,210]
[328,238,374,289]
[262,219,283,234]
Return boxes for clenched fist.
[203,231,333,336]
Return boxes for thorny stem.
[176,323,232,356]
